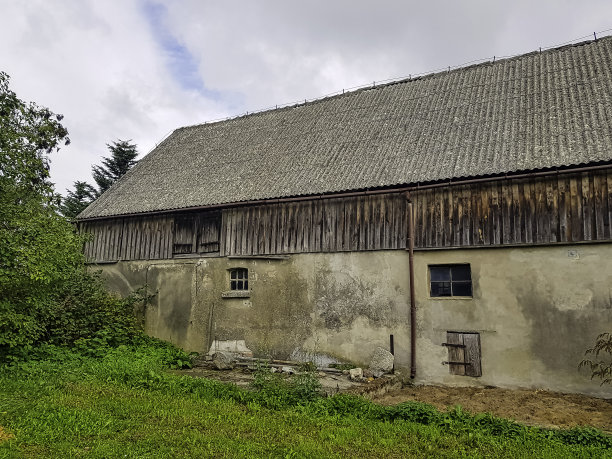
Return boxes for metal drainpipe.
[407,197,417,379]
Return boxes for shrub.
[580,332,612,385]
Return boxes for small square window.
[230,268,249,291]
[429,264,472,297]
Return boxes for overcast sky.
[1,0,611,195]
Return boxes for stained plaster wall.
[95,244,612,397]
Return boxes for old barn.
[77,37,612,396]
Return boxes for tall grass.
[0,343,610,458]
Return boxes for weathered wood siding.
[413,170,612,248]
[221,194,407,256]
[80,169,612,262]
[81,216,173,262]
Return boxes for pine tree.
[91,140,138,195]
[61,140,138,218]
[61,181,97,218]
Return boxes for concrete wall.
[96,243,612,397]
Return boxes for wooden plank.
[463,333,482,377]
[511,181,521,243]
[446,332,465,376]
[451,187,460,246]
[548,177,559,243]
[163,217,172,259]
[523,179,535,244]
[433,188,442,247]
[426,189,435,248]
[593,173,606,240]
[535,180,546,243]
[399,194,407,249]
[606,171,612,239]
[358,196,366,250]
[569,175,582,242]
[501,181,512,244]
[376,196,384,250]
[229,209,236,256]
[582,172,593,241]
[558,176,569,242]
[342,198,350,250]
[462,186,471,246]
[143,219,151,260]
[490,182,501,245]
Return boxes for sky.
[1,0,611,195]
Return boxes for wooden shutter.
[443,332,482,377]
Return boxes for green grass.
[0,345,610,458]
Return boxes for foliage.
[0,72,144,361]
[580,332,612,385]
[91,139,138,195]
[60,180,97,219]
[61,139,139,218]
[0,71,69,197]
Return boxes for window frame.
[428,264,472,298]
[229,268,249,292]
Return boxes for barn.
[77,37,612,396]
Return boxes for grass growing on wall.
[0,344,610,458]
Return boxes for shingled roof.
[79,37,612,219]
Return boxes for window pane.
[452,282,472,297]
[451,265,471,282]
[230,271,237,280]
[231,280,237,290]
[430,267,451,282]
[244,280,248,290]
[431,281,452,297]
[237,280,243,290]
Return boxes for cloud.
[0,0,611,194]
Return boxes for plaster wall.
[96,244,612,397]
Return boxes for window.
[429,264,472,297]
[443,331,482,377]
[230,268,248,291]
[173,213,221,256]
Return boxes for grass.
[0,344,610,458]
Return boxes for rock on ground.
[212,351,236,370]
[369,347,394,376]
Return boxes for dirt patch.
[374,385,612,432]
[177,366,612,433]
[0,426,15,443]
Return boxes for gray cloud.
[0,0,610,193]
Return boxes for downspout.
[406,196,417,379]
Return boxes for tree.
[92,139,138,196]
[0,71,78,352]
[60,180,97,219]
[0,73,141,359]
[62,139,138,218]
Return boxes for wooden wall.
[221,194,407,256]
[81,215,173,262]
[80,169,612,262]
[413,170,612,248]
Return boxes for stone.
[211,351,236,370]
[281,366,296,374]
[349,367,363,381]
[369,346,394,376]
[362,369,374,378]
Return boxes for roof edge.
[76,161,612,221]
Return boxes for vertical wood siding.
[221,194,408,256]
[80,169,612,262]
[412,170,612,248]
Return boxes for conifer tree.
[62,140,138,218]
